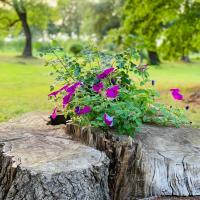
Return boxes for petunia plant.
[43,47,188,137]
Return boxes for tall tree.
[55,0,85,37]
[121,0,183,64]
[87,0,123,39]
[0,0,52,57]
[160,0,200,62]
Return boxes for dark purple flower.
[66,82,82,94]
[51,107,57,119]
[92,82,104,93]
[48,84,68,97]
[103,113,113,127]
[96,67,115,79]
[63,93,73,108]
[106,85,119,99]
[75,106,91,115]
[170,88,183,100]
[151,80,155,86]
[75,106,80,113]
[111,78,116,85]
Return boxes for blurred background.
[0,0,199,126]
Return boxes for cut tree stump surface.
[0,112,110,200]
[1,112,200,200]
[134,125,200,198]
[66,123,200,199]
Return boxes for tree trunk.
[16,11,32,57]
[181,55,190,63]
[66,123,200,199]
[0,113,110,200]
[148,50,160,65]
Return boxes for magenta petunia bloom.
[63,93,73,108]
[170,88,183,100]
[96,67,115,79]
[75,106,91,115]
[48,84,68,98]
[66,82,82,94]
[92,82,104,93]
[106,85,119,98]
[59,84,69,92]
[48,90,60,98]
[103,113,113,127]
[51,107,57,119]
[170,88,180,93]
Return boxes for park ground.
[0,53,199,127]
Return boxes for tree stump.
[66,123,200,199]
[0,112,110,200]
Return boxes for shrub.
[69,43,83,55]
[43,47,188,137]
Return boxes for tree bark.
[181,55,190,63]
[17,11,32,57]
[148,50,160,65]
[0,112,110,200]
[66,123,200,199]
[12,0,32,58]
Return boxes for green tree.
[0,0,52,57]
[121,0,183,64]
[160,0,200,62]
[55,0,83,36]
[80,0,123,39]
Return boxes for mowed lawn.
[149,61,200,127]
[0,54,54,122]
[0,53,200,127]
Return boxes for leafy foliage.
[44,47,188,137]
[159,0,200,60]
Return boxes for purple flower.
[111,78,116,85]
[96,67,115,79]
[59,85,69,92]
[106,85,119,99]
[75,106,91,115]
[170,88,180,93]
[48,90,60,98]
[103,113,113,127]
[63,93,73,108]
[48,84,69,98]
[75,106,80,113]
[170,88,183,100]
[51,107,57,119]
[93,82,104,93]
[66,82,82,94]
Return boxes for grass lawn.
[0,53,199,127]
[0,54,54,122]
[149,61,200,127]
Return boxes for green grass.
[0,53,199,127]
[0,54,53,122]
[149,61,200,127]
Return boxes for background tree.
[120,0,184,64]
[55,0,82,37]
[160,0,200,62]
[80,0,123,40]
[0,0,52,57]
